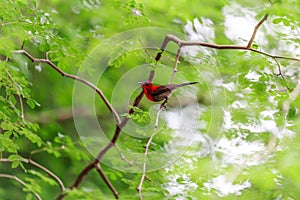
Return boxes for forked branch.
[57,70,155,200]
[137,13,300,199]
[155,14,300,63]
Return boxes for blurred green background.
[0,0,300,199]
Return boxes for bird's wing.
[151,85,173,97]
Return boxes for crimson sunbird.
[139,80,198,102]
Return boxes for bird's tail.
[178,82,198,87]
[167,82,198,91]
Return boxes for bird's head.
[138,80,151,86]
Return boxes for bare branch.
[13,49,121,125]
[155,15,300,63]
[5,68,25,122]
[156,34,300,62]
[0,173,42,200]
[137,133,155,200]
[115,144,133,166]
[273,58,291,91]
[69,161,95,189]
[250,48,300,61]
[169,47,181,84]
[29,159,66,191]
[63,70,155,199]
[247,14,269,48]
[95,163,119,199]
[0,158,65,192]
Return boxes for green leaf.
[1,121,14,131]
[28,170,57,186]
[26,99,39,109]
[19,129,43,147]
[44,142,62,158]
[24,178,41,194]
[282,18,290,26]
[0,135,18,153]
[8,154,24,169]
[251,43,259,50]
[272,18,282,24]
[9,95,17,105]
[16,0,28,5]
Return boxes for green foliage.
[0,0,300,200]
[123,106,151,126]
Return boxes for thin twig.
[13,49,121,125]
[5,68,25,122]
[29,159,66,191]
[247,14,269,48]
[114,144,133,166]
[138,38,153,60]
[0,173,42,200]
[144,175,168,197]
[0,158,65,191]
[137,133,155,200]
[169,47,181,84]
[273,58,291,91]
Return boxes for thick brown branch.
[70,162,95,189]
[64,70,155,199]
[13,50,121,125]
[95,163,119,199]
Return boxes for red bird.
[139,80,198,102]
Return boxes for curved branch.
[28,159,65,191]
[13,49,121,125]
[0,173,42,200]
[0,158,65,191]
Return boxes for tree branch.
[155,15,300,63]
[247,14,269,48]
[94,162,119,199]
[137,133,155,200]
[5,68,25,122]
[138,13,297,199]
[0,158,65,192]
[29,159,66,191]
[273,58,290,91]
[0,173,42,200]
[13,49,121,125]
[61,70,155,199]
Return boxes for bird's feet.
[160,98,168,109]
